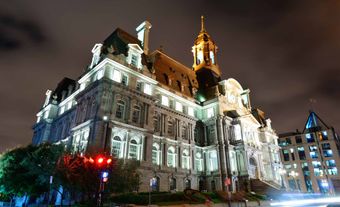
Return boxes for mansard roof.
[52,77,77,103]
[149,50,199,98]
[102,28,142,56]
[302,110,330,133]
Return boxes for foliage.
[0,144,141,204]
[108,159,140,193]
[0,144,64,197]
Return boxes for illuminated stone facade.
[32,18,282,193]
[279,111,340,194]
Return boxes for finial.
[201,16,206,33]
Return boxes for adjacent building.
[279,111,340,194]
[32,17,282,193]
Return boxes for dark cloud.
[0,0,340,152]
[0,13,46,50]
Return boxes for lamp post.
[290,171,299,192]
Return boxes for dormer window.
[131,54,138,67]
[127,44,144,69]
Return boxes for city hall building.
[32,18,282,193]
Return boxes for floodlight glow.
[270,196,340,206]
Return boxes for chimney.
[136,21,152,54]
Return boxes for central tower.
[192,16,221,91]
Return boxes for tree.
[0,144,64,200]
[108,159,140,193]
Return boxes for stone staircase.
[250,179,283,196]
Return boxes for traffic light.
[93,155,114,168]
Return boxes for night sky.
[1,0,340,152]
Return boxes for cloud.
[0,14,46,50]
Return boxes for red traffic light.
[107,158,112,164]
[97,157,104,164]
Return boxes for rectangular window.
[297,147,306,160]
[161,96,169,107]
[309,145,318,159]
[295,136,302,144]
[136,81,143,91]
[326,160,336,167]
[290,148,295,161]
[175,102,183,112]
[121,74,128,86]
[129,145,138,159]
[131,54,138,67]
[143,83,152,95]
[306,133,315,143]
[113,70,122,83]
[195,159,203,171]
[283,149,289,161]
[322,143,333,157]
[188,107,194,117]
[207,107,214,118]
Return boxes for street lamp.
[290,171,299,192]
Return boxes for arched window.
[167,146,176,168]
[167,119,174,136]
[182,149,190,169]
[152,143,161,165]
[112,136,123,158]
[185,179,191,189]
[195,152,203,172]
[132,105,141,123]
[169,177,176,191]
[129,139,140,160]
[115,100,125,119]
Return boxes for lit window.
[182,150,190,169]
[59,106,65,115]
[283,149,289,161]
[144,83,152,95]
[97,69,104,80]
[111,136,123,158]
[188,107,194,117]
[131,54,138,67]
[113,70,122,83]
[129,139,140,160]
[210,51,215,64]
[207,107,214,118]
[67,102,72,110]
[161,96,169,107]
[297,146,306,160]
[152,143,160,165]
[209,150,218,171]
[115,100,125,119]
[167,147,176,168]
[175,102,183,112]
[306,133,315,143]
[195,152,203,171]
[197,50,203,65]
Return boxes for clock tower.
[192,16,221,90]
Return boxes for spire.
[200,16,206,33]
